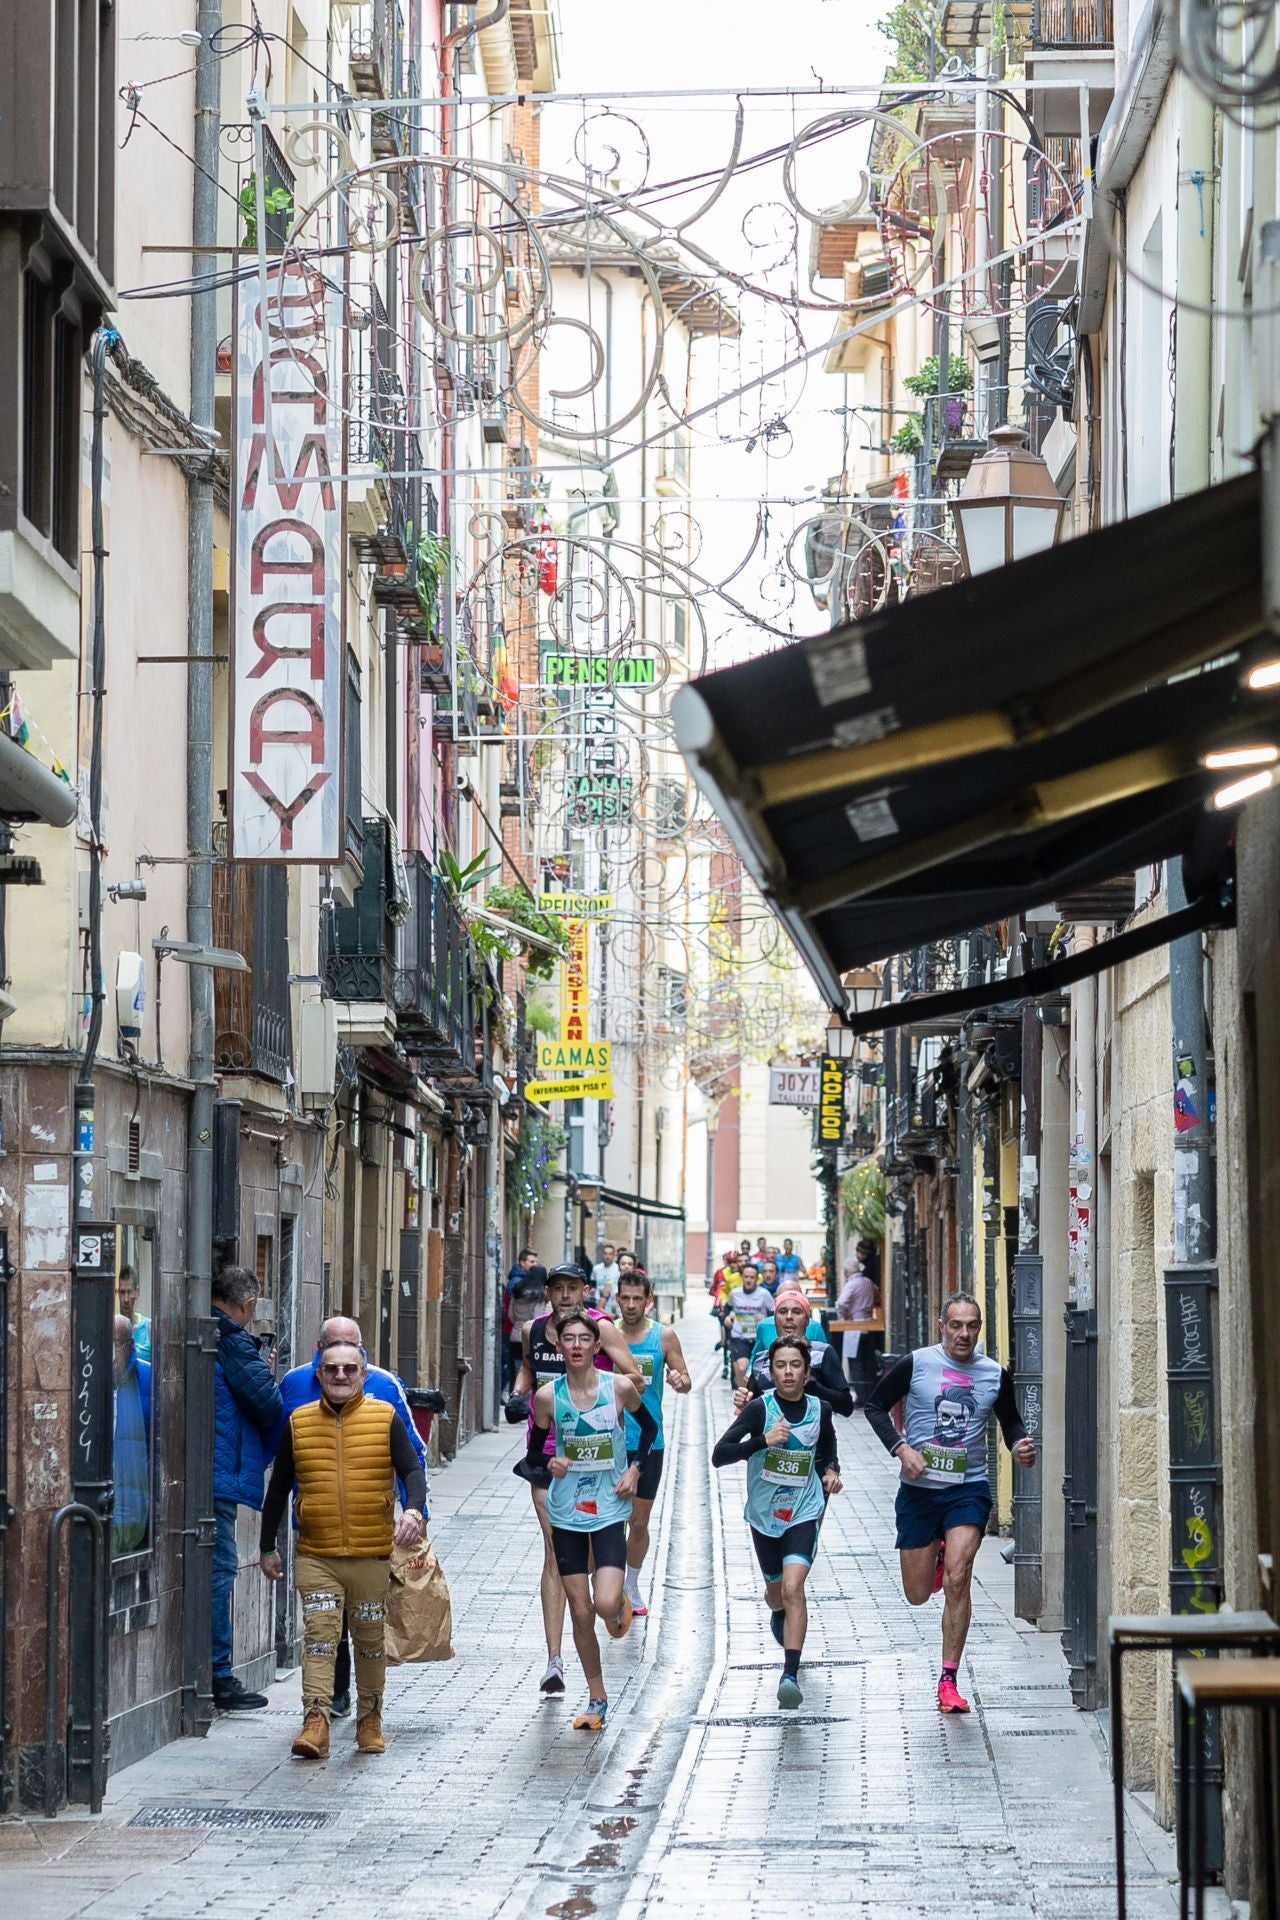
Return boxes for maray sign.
[231,262,344,860]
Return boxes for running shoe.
[932,1542,946,1595]
[606,1593,634,1639]
[776,1674,803,1710]
[573,1699,608,1731]
[539,1657,566,1695]
[628,1591,649,1618]
[937,1675,970,1713]
[770,1609,786,1648]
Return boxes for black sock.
[783,1649,801,1678]
[940,1661,959,1684]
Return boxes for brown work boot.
[355,1711,385,1754]
[290,1708,330,1760]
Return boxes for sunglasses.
[320,1362,361,1378]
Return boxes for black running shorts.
[626,1447,664,1502]
[550,1519,628,1579]
[749,1519,820,1582]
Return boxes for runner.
[616,1271,693,1617]
[524,1310,658,1730]
[863,1291,1037,1713]
[712,1336,842,1709]
[723,1263,772,1388]
[736,1287,853,1417]
[513,1264,643,1698]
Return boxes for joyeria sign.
[231,262,344,860]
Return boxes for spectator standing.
[260,1342,425,1758]
[117,1264,151,1363]
[211,1265,282,1711]
[837,1255,880,1405]
[507,1253,548,1386]
[277,1315,428,1716]
[591,1242,621,1318]
[112,1314,151,1556]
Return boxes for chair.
[1108,1612,1280,1919]
[1176,1656,1280,1920]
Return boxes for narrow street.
[0,1322,1192,1920]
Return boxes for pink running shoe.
[932,1543,946,1595]
[937,1675,970,1714]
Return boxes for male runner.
[864,1291,1036,1712]
[514,1264,643,1696]
[723,1264,772,1387]
[615,1272,692,1617]
[735,1287,853,1417]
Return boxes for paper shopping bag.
[385,1538,455,1664]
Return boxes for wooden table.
[1176,1655,1280,1920]
[826,1311,886,1335]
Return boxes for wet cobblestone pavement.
[0,1321,1213,1918]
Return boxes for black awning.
[674,474,1270,1006]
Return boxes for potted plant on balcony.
[903,353,973,433]
[889,414,924,456]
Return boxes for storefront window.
[112,1227,155,1558]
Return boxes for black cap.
[546,1262,588,1286]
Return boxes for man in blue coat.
[277,1314,429,1716]
[211,1266,283,1710]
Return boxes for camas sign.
[231,263,344,860]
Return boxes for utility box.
[298,999,338,1101]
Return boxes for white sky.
[537,0,894,668]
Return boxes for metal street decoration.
[232,262,344,860]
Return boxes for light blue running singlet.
[623,1322,665,1453]
[546,1374,632,1532]
[744,1390,827,1537]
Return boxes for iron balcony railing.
[1031,0,1112,44]
[212,827,293,1081]
[323,816,396,1004]
[389,857,482,1078]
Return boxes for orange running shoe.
[937,1674,970,1713]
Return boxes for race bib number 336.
[762,1446,813,1485]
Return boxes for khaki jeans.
[295,1552,391,1721]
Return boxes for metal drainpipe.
[180,0,222,1738]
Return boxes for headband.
[773,1288,810,1310]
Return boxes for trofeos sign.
[818,1055,847,1146]
[232,262,344,860]
[769,1065,820,1108]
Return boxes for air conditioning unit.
[298,999,339,1101]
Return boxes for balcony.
[1027,0,1114,134]
[212,830,293,1085]
[323,816,397,1047]
[392,863,484,1085]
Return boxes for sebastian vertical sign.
[232,262,344,860]
[560,920,590,1044]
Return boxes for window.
[20,262,82,565]
[113,1226,155,1560]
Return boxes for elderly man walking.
[260,1339,425,1758]
[277,1316,428,1716]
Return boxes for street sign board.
[769,1065,820,1107]
[527,1073,614,1102]
[539,891,613,918]
[560,920,589,1043]
[818,1055,847,1146]
[538,1041,611,1073]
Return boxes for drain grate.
[728,1659,867,1670]
[701,1713,851,1727]
[128,1805,335,1832]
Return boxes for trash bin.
[404,1385,448,1449]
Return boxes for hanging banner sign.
[542,654,656,687]
[818,1055,847,1145]
[560,920,589,1044]
[538,1040,611,1073]
[769,1065,820,1108]
[538,891,613,918]
[569,773,633,825]
[231,261,344,860]
[527,1073,615,1103]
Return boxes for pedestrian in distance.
[723,1263,774,1388]
[512,1263,644,1698]
[277,1315,429,1716]
[863,1291,1036,1713]
[117,1262,151,1362]
[506,1250,548,1389]
[836,1253,880,1407]
[524,1310,658,1730]
[591,1240,621,1318]
[260,1340,426,1759]
[776,1238,802,1278]
[616,1271,692,1617]
[735,1287,853,1417]
[210,1265,283,1711]
[713,1336,842,1709]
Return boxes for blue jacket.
[213,1309,283,1510]
[277,1352,429,1514]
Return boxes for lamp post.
[951,423,1067,575]
[703,1100,721,1291]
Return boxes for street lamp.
[951,423,1067,576]
[825,1017,856,1059]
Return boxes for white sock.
[624,1567,642,1599]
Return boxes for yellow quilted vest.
[290,1390,397,1557]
